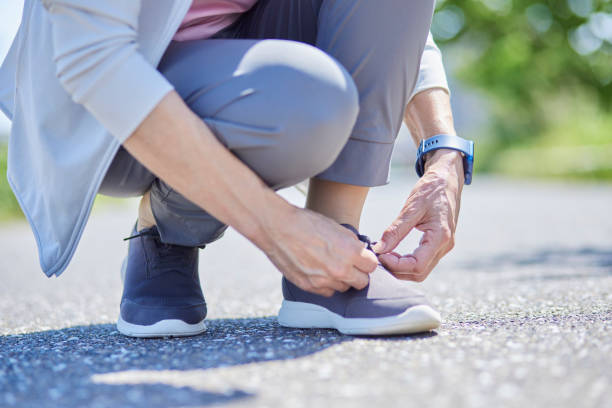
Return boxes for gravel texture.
[0,171,610,408]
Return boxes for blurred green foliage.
[433,0,612,179]
[0,143,23,220]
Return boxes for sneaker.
[116,226,207,338]
[278,225,441,335]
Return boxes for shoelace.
[123,229,156,242]
[124,228,199,273]
[125,229,207,251]
[358,233,382,257]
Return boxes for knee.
[283,51,359,180]
[251,41,360,187]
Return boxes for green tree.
[433,0,612,179]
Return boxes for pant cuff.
[315,138,395,187]
[150,179,228,247]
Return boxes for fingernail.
[374,240,386,253]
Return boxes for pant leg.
[149,38,359,246]
[101,0,433,245]
[99,146,155,197]
[228,0,436,186]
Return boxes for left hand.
[372,149,464,282]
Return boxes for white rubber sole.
[117,315,207,338]
[278,300,441,335]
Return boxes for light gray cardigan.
[0,0,449,277]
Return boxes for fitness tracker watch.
[415,134,474,185]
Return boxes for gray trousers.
[99,0,435,247]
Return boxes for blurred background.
[1,0,611,220]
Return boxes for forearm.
[404,88,464,184]
[405,88,455,143]
[123,91,290,247]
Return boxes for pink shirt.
[174,0,258,41]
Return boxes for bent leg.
[315,0,436,186]
[99,147,155,197]
[228,0,436,186]
[149,38,359,246]
[225,0,435,229]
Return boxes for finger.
[379,252,435,282]
[412,226,450,262]
[334,263,371,290]
[378,252,417,274]
[353,246,378,273]
[393,273,424,282]
[328,279,351,292]
[345,267,371,290]
[303,278,337,297]
[291,275,335,297]
[308,275,351,294]
[378,229,446,280]
[373,214,419,254]
[399,230,446,280]
[336,282,351,292]
[311,287,335,297]
[383,250,443,282]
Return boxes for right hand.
[256,205,378,297]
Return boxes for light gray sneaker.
[278,225,441,335]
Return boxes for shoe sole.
[116,255,207,338]
[277,300,441,335]
[116,315,207,338]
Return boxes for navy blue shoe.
[117,226,207,338]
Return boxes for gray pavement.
[0,170,610,408]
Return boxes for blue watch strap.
[415,134,474,185]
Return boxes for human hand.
[256,205,378,297]
[372,149,464,282]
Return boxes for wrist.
[241,189,296,251]
[424,149,465,186]
[424,148,462,169]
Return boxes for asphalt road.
[0,171,610,408]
